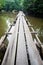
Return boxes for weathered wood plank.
[26,18,42,46]
[16,16,28,65]
[1,17,20,65]
[22,15,43,65]
[0,35,6,46]
[1,11,43,65]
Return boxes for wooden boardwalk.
[1,11,43,65]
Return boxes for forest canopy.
[0,0,43,16]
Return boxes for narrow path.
[1,11,43,65]
[16,15,28,65]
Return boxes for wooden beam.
[1,15,20,65]
[5,32,12,35]
[26,18,42,45]
[10,24,15,26]
[23,16,42,65]
[31,31,38,34]
[16,15,28,65]
[28,25,33,27]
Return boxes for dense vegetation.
[0,0,43,17]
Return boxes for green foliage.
[0,0,43,16]
[23,0,43,14]
[3,2,15,11]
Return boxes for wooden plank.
[31,31,38,34]
[1,11,43,65]
[0,35,6,46]
[1,17,20,65]
[0,18,16,46]
[26,18,42,46]
[10,24,15,26]
[22,15,43,65]
[16,16,28,65]
[28,25,33,27]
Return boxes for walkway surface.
[1,11,43,65]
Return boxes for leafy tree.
[0,0,43,17]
